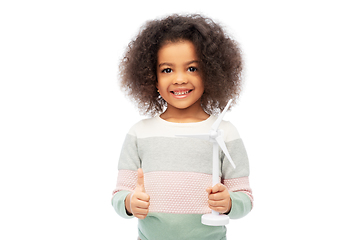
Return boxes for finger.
[136,168,145,192]
[206,187,212,194]
[208,199,227,207]
[133,203,149,211]
[208,191,227,201]
[133,201,149,212]
[208,200,230,213]
[133,209,149,219]
[133,199,150,209]
[134,213,148,220]
[209,206,228,213]
[135,192,150,202]
[135,214,147,220]
[211,183,226,193]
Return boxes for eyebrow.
[158,60,199,68]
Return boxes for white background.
[1,0,359,239]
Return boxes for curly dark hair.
[119,14,243,116]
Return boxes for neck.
[160,102,209,123]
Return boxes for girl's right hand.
[125,168,150,219]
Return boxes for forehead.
[157,40,198,63]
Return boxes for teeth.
[173,90,190,96]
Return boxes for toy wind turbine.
[177,99,236,226]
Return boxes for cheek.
[156,81,169,95]
[197,78,205,92]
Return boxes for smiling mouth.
[171,90,192,96]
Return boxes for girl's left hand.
[206,183,232,214]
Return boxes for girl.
[112,14,253,240]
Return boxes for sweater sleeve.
[111,191,134,219]
[220,121,254,219]
[112,126,142,219]
[227,191,252,219]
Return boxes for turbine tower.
[177,99,236,226]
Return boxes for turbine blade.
[211,99,233,131]
[215,135,236,169]
[175,134,210,141]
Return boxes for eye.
[161,68,172,73]
[188,66,197,72]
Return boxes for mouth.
[171,89,193,96]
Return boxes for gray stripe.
[119,134,249,179]
[118,134,141,170]
[221,138,249,179]
[138,137,214,174]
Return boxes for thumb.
[136,168,145,192]
[212,183,226,193]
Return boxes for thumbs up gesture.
[125,169,150,219]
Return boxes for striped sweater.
[112,116,253,240]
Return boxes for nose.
[173,71,188,85]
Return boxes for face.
[156,40,204,112]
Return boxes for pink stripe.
[113,170,253,212]
[112,169,137,195]
[144,171,213,214]
[223,177,254,205]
